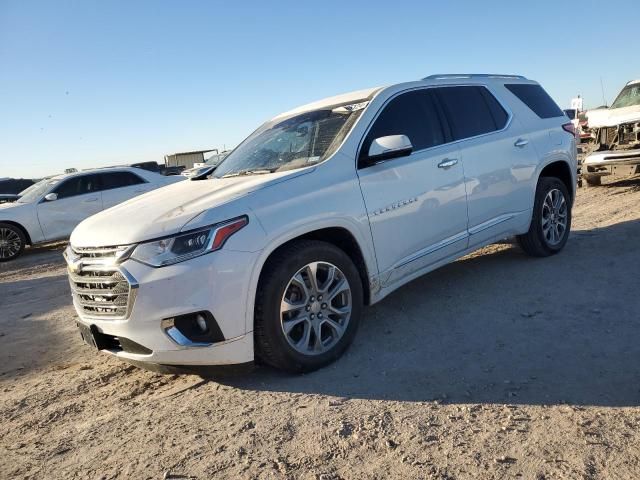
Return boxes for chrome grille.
[65,245,138,319]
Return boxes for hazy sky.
[1,0,637,179]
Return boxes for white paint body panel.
[68,76,576,367]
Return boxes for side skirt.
[370,230,524,305]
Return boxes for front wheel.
[254,240,363,373]
[517,177,572,257]
[0,223,26,262]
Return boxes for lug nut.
[306,305,311,311]
[310,296,315,302]
[321,303,327,309]
[318,313,323,319]
[310,313,315,320]
[318,295,323,301]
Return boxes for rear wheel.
[254,240,363,373]
[517,177,571,257]
[0,223,26,262]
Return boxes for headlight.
[130,216,248,267]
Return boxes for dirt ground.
[2,177,640,480]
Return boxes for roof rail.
[424,74,527,80]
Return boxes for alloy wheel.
[280,261,352,356]
[541,188,568,246]
[0,227,22,260]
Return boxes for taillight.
[562,122,576,136]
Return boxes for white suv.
[66,74,576,373]
[0,167,182,261]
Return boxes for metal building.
[164,149,218,170]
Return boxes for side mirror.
[44,192,58,202]
[367,135,413,164]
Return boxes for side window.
[480,88,509,129]
[436,86,506,140]
[53,175,100,199]
[360,89,445,165]
[505,84,564,119]
[101,172,146,190]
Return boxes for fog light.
[195,314,208,333]
[161,311,225,347]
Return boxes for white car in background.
[0,167,183,261]
[181,151,230,179]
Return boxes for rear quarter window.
[505,84,564,119]
[100,172,146,190]
[436,86,507,140]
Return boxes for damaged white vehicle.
[583,79,640,185]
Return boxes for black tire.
[254,240,363,373]
[585,175,602,186]
[517,177,572,257]
[0,222,26,262]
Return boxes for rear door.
[435,85,538,247]
[357,88,468,286]
[37,173,103,240]
[99,171,151,209]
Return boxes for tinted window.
[436,86,505,140]
[505,84,564,119]
[480,88,509,128]
[53,174,101,199]
[360,89,445,164]
[100,172,145,190]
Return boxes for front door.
[357,88,469,287]
[37,173,103,240]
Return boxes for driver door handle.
[438,158,458,169]
[514,138,529,148]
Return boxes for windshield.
[213,101,367,178]
[611,84,640,109]
[17,178,59,203]
[205,152,229,167]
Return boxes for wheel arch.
[0,220,32,245]
[259,227,371,303]
[538,159,575,203]
[246,224,374,334]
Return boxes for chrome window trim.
[356,84,514,168]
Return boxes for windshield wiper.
[221,169,275,178]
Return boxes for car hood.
[70,169,307,247]
[0,201,26,213]
[587,104,640,128]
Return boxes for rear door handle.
[84,197,99,203]
[438,158,458,169]
[514,138,529,148]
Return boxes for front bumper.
[583,149,640,178]
[69,249,260,367]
